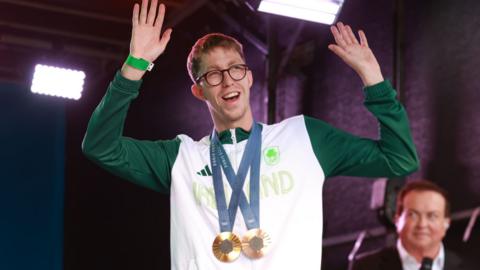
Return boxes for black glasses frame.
[195,64,249,86]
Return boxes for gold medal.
[212,232,242,262]
[241,228,272,259]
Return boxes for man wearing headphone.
[353,180,475,270]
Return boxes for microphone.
[419,257,433,270]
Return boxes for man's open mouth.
[222,92,240,101]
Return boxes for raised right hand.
[130,0,172,62]
[328,22,383,87]
[121,0,172,80]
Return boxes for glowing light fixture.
[257,0,345,25]
[31,64,85,100]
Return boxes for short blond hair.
[186,33,245,83]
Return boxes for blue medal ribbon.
[210,123,262,232]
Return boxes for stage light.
[257,0,344,25]
[31,64,85,100]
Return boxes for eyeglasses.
[196,64,249,86]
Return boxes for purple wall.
[404,0,480,208]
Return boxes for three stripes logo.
[196,165,212,176]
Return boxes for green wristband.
[125,55,154,71]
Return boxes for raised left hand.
[328,22,384,86]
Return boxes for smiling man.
[353,181,475,270]
[189,44,253,131]
[396,181,451,265]
[82,0,419,269]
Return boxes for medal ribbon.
[210,123,261,232]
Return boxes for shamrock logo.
[263,146,280,166]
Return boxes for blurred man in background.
[353,180,475,270]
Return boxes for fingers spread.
[358,30,369,48]
[140,0,148,24]
[154,3,166,29]
[337,22,352,45]
[132,3,139,26]
[346,25,359,44]
[147,0,158,25]
[159,28,172,49]
[330,25,347,48]
[328,44,348,60]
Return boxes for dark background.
[1,0,479,269]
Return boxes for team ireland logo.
[263,146,280,166]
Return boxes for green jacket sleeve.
[305,80,419,178]
[82,71,180,193]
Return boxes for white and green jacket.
[82,72,419,270]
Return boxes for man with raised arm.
[82,0,419,269]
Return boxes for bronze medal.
[212,232,242,262]
[241,228,272,259]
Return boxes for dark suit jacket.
[352,246,476,270]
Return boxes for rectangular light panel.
[258,0,344,25]
[31,64,85,100]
